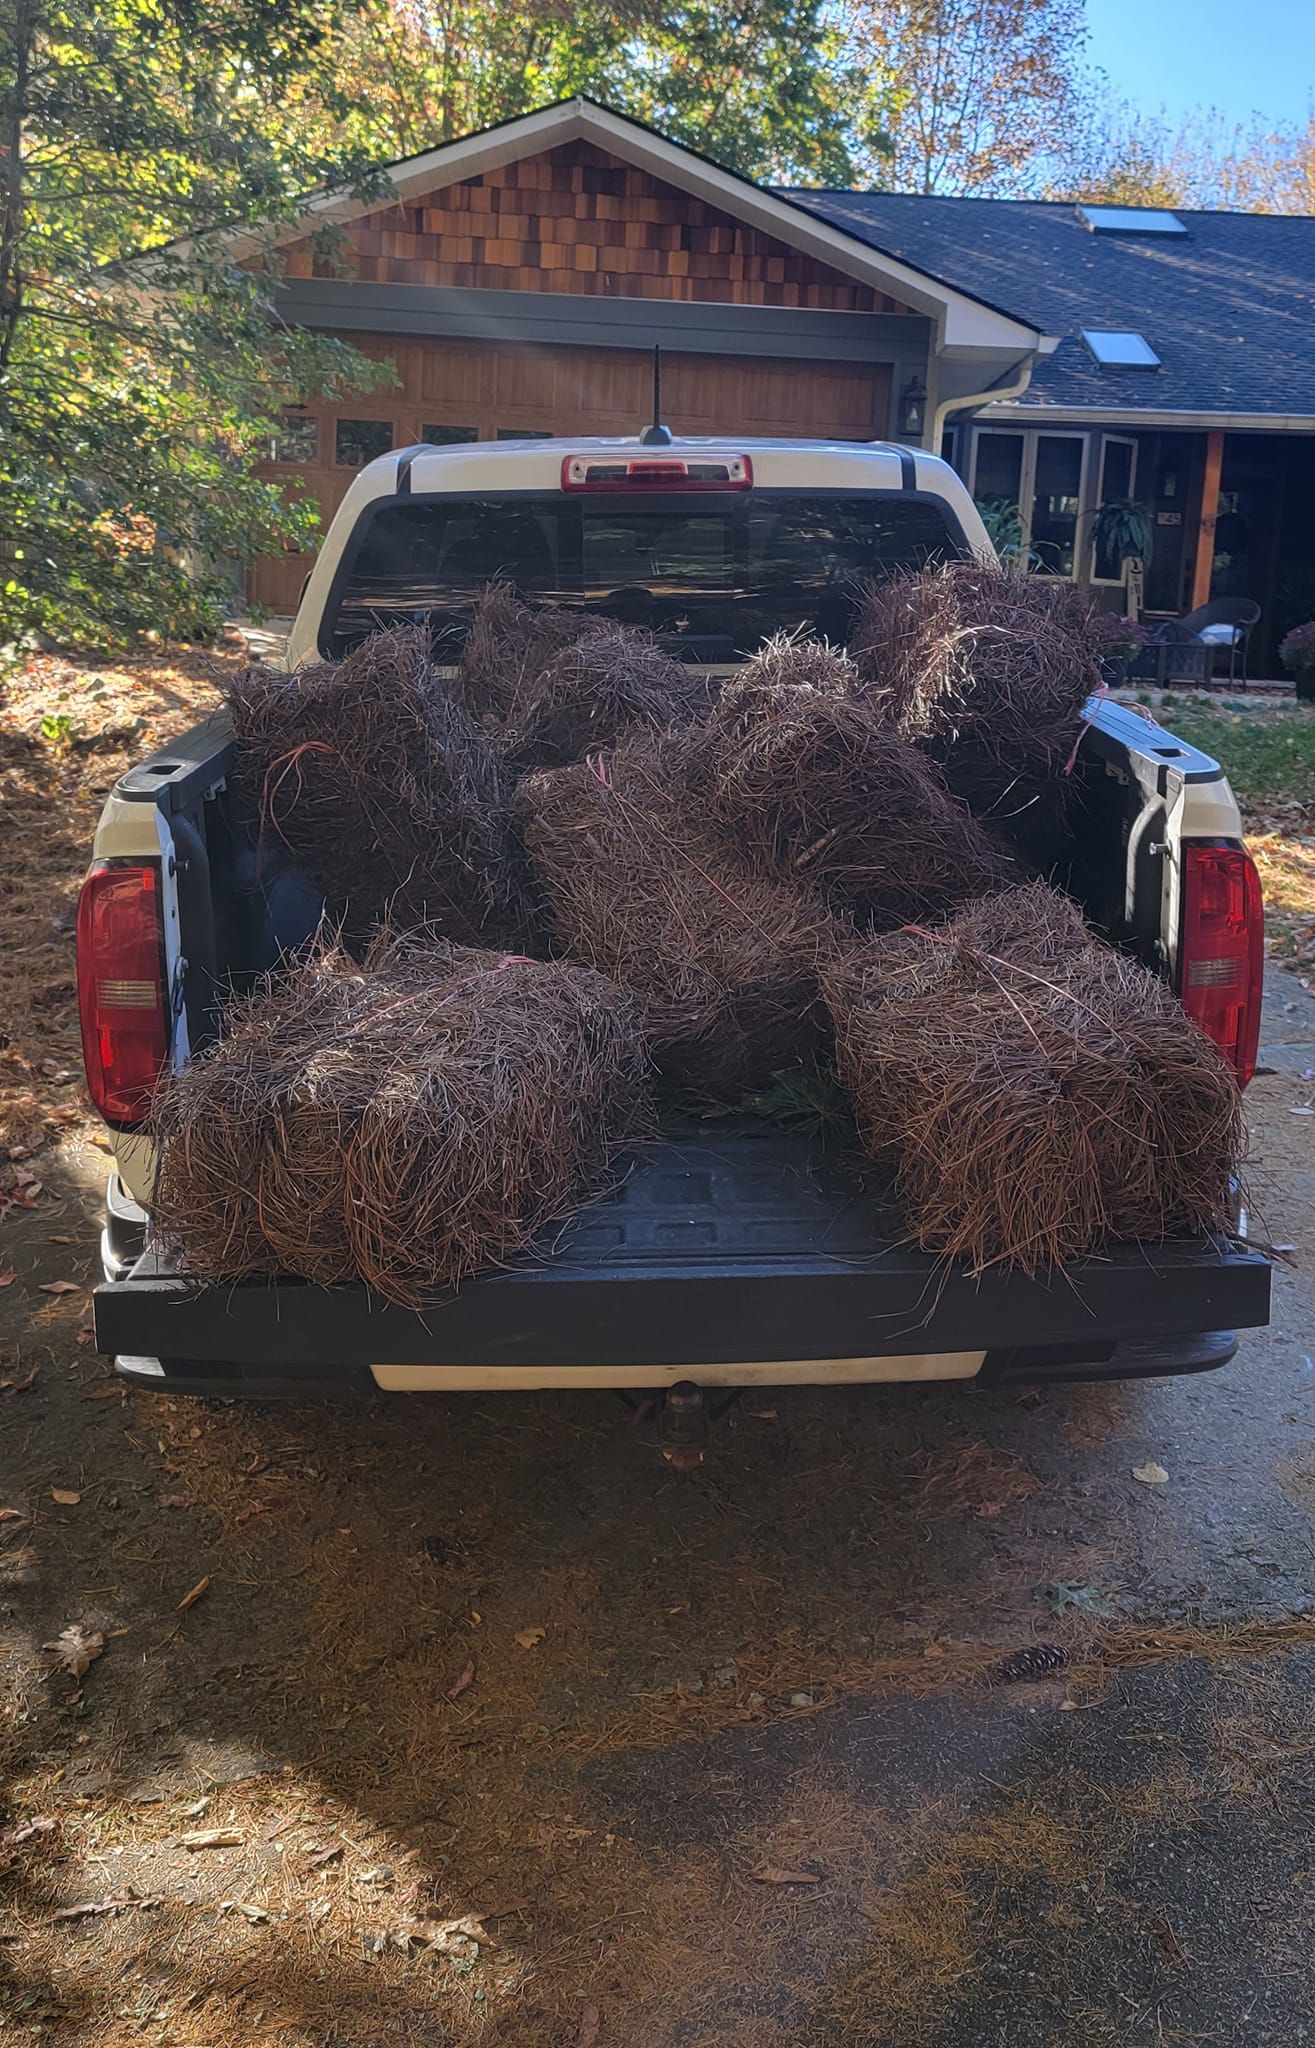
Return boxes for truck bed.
[95,1122,1270,1396]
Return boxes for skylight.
[1076,205,1187,235]
[1081,329,1161,369]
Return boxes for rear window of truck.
[324,492,965,661]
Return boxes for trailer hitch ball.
[657,1380,709,1470]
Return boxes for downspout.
[932,348,1043,448]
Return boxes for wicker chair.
[1177,597,1262,685]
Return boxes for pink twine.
[1062,678,1111,777]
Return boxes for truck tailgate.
[95,1125,1270,1386]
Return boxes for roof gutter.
[932,349,1044,445]
[979,403,1315,433]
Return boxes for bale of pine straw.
[823,884,1241,1271]
[150,932,650,1306]
[498,620,708,773]
[849,560,1104,820]
[222,624,523,946]
[518,731,836,1092]
[453,581,591,728]
[695,632,1014,928]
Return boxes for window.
[1081,329,1161,370]
[972,430,1025,508]
[266,411,318,464]
[966,427,1088,578]
[1076,206,1186,235]
[335,418,393,468]
[421,424,479,446]
[496,428,554,440]
[1029,435,1085,576]
[327,492,966,658]
[1093,436,1139,582]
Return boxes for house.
[246,97,1315,674]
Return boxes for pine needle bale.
[698,643,1014,927]
[499,622,708,773]
[453,581,592,726]
[151,933,651,1306]
[518,733,835,1092]
[223,624,521,944]
[823,887,1240,1271]
[849,560,1103,816]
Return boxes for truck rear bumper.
[106,1329,1242,1400]
[94,1127,1269,1399]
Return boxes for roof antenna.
[639,345,673,446]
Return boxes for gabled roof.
[781,189,1315,423]
[184,97,1052,355]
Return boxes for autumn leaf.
[448,1661,475,1701]
[305,1841,343,1870]
[42,1624,105,1678]
[52,1889,163,1920]
[514,1627,546,1650]
[220,1898,272,1923]
[12,1817,56,1843]
[176,1574,211,1613]
[50,1487,81,1506]
[0,1272,16,1288]
[39,1280,80,1295]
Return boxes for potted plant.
[1091,612,1151,684]
[1091,499,1155,586]
[1279,620,1315,702]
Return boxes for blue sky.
[1085,0,1315,126]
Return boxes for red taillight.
[1179,843,1264,1087]
[76,861,169,1124]
[561,453,753,492]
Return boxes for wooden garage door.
[249,336,892,613]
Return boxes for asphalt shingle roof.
[775,189,1315,419]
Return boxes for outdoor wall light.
[899,375,927,439]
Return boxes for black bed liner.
[95,1125,1270,1372]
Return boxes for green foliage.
[292,0,859,184]
[1162,703,1315,803]
[0,0,390,651]
[37,709,77,749]
[1091,498,1155,572]
[974,496,1023,553]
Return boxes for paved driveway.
[0,973,1312,2047]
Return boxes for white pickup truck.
[82,436,1270,1405]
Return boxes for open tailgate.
[95,1126,1270,1386]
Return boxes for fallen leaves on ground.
[1133,1462,1170,1487]
[50,1486,80,1505]
[52,1890,163,1921]
[220,1899,272,1923]
[180,1828,242,1851]
[12,1818,56,1843]
[448,1660,475,1700]
[38,1280,81,1296]
[389,1910,491,1954]
[42,1624,104,1678]
[304,1841,342,1871]
[515,1626,546,1649]
[0,1272,15,1288]
[176,1573,211,1612]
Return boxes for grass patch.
[1157,700,1315,805]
